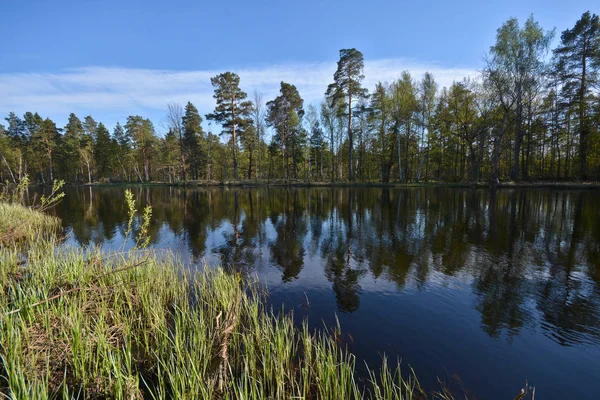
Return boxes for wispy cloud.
[0,59,478,130]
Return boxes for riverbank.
[78,179,600,190]
[0,202,453,399]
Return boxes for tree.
[39,118,59,182]
[447,80,479,181]
[417,73,438,181]
[370,82,393,182]
[240,124,258,179]
[326,48,369,181]
[554,11,600,179]
[266,82,305,179]
[252,91,266,179]
[165,103,186,181]
[206,72,253,180]
[307,105,325,181]
[485,16,553,182]
[0,123,16,183]
[62,113,84,181]
[5,112,26,180]
[321,99,339,182]
[83,116,98,141]
[390,72,418,182]
[182,102,204,180]
[94,123,112,179]
[80,116,97,183]
[113,122,132,181]
[125,116,157,182]
[162,129,180,183]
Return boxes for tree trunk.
[247,149,253,179]
[0,153,17,183]
[144,156,150,182]
[510,93,523,181]
[491,111,509,184]
[348,95,353,181]
[180,149,186,181]
[86,160,92,184]
[231,96,239,180]
[396,124,403,182]
[579,49,588,180]
[48,148,54,182]
[330,130,335,183]
[416,114,425,182]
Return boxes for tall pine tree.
[206,72,253,180]
[554,11,600,179]
[327,49,368,181]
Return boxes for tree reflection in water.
[49,186,600,346]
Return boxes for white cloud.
[0,59,478,131]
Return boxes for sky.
[0,0,597,133]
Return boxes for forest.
[1,11,599,185]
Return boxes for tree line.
[1,11,599,185]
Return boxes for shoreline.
[70,180,600,190]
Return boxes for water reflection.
[48,186,600,349]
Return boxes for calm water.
[44,186,600,399]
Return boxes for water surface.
[46,186,600,399]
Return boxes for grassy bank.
[0,204,436,399]
[0,203,61,247]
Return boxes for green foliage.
[93,123,113,179]
[327,48,369,181]
[38,178,65,212]
[0,12,599,184]
[266,82,305,179]
[553,11,600,179]
[206,72,253,180]
[182,101,205,180]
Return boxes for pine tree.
[4,112,26,181]
[554,11,600,179]
[94,123,112,179]
[327,49,369,181]
[125,116,157,182]
[0,123,17,183]
[62,113,84,181]
[113,122,132,181]
[32,118,58,182]
[182,102,204,180]
[266,82,305,179]
[310,119,325,181]
[206,72,253,180]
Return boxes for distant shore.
[72,179,600,190]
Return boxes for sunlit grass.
[0,203,61,247]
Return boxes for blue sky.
[1,0,597,132]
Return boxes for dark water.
[45,186,600,399]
